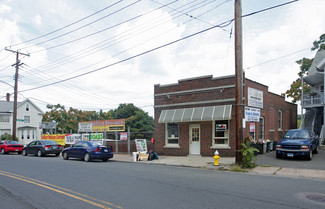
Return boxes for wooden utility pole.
[5,48,30,141]
[234,0,244,164]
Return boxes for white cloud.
[33,14,42,25]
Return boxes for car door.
[24,141,34,154]
[69,142,84,158]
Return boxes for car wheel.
[306,150,312,161]
[37,150,43,157]
[22,149,27,156]
[1,148,6,154]
[84,153,91,162]
[102,158,108,162]
[276,152,281,159]
[313,147,318,154]
[62,152,69,160]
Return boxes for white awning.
[158,105,232,123]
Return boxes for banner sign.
[41,134,65,145]
[65,134,81,145]
[250,123,256,132]
[89,133,104,144]
[82,134,90,141]
[81,119,125,132]
[245,107,261,122]
[248,87,263,109]
[120,132,127,141]
[135,139,147,153]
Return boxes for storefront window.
[166,123,179,145]
[213,120,229,147]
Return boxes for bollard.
[213,150,220,166]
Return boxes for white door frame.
[189,124,200,155]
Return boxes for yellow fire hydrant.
[213,150,220,166]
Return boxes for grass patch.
[230,165,249,173]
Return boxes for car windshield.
[284,130,309,139]
[42,140,58,145]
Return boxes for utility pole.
[234,0,244,164]
[5,48,30,141]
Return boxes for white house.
[0,98,44,145]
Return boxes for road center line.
[0,170,123,209]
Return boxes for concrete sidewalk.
[112,153,325,180]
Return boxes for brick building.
[154,75,297,157]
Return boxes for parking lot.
[256,149,325,170]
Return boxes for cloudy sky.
[0,0,324,116]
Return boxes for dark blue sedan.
[62,141,113,162]
[276,129,319,160]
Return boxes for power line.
[8,0,124,48]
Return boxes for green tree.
[111,103,154,139]
[42,104,112,133]
[283,34,325,102]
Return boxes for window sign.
[216,124,227,131]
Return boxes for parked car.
[22,140,62,157]
[276,129,319,160]
[0,140,24,154]
[62,141,113,162]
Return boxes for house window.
[259,117,264,140]
[32,129,35,139]
[278,110,283,130]
[21,130,24,140]
[213,120,229,147]
[166,123,179,146]
[26,104,30,111]
[27,129,30,139]
[320,85,324,93]
[24,116,30,124]
[0,115,10,122]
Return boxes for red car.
[0,140,24,154]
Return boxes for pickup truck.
[276,129,319,160]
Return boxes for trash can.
[273,141,278,151]
[269,141,274,151]
[257,143,264,154]
[132,152,138,162]
[250,143,259,156]
[266,142,270,152]
[263,142,267,154]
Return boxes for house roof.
[0,100,16,113]
[0,98,44,114]
[303,50,325,85]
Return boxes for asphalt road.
[256,149,325,170]
[1,154,325,209]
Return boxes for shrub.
[240,142,259,168]
[0,134,18,141]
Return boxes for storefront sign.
[245,107,260,122]
[78,123,93,132]
[81,119,125,132]
[248,87,263,109]
[135,139,147,153]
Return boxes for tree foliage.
[42,104,112,133]
[42,103,154,137]
[283,34,325,103]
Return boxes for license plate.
[53,146,57,149]
[104,149,108,152]
[15,149,18,151]
[287,153,294,157]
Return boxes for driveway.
[256,149,325,170]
